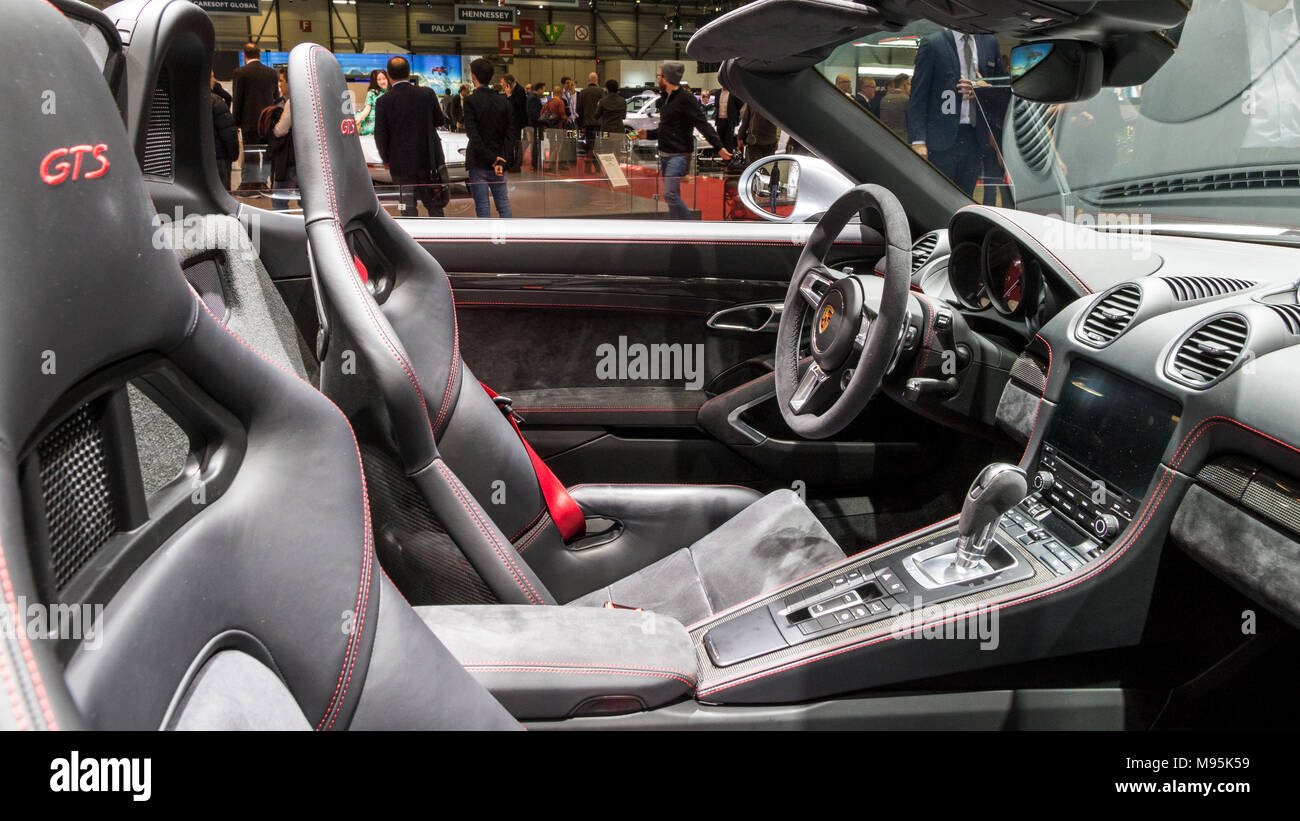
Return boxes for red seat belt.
[480,383,586,542]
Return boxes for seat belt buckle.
[602,602,642,611]
[492,394,525,424]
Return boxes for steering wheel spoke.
[788,362,832,415]
[798,269,833,309]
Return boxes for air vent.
[1084,165,1300,206]
[911,232,939,273]
[1160,276,1255,302]
[141,79,174,178]
[1076,284,1141,346]
[1168,314,1250,387]
[1010,99,1060,177]
[1269,304,1300,334]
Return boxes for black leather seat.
[289,45,844,624]
[0,0,515,730]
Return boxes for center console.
[699,358,1185,692]
[1012,360,1182,575]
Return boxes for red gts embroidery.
[40,144,109,185]
[340,119,358,136]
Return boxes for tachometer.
[982,228,1032,316]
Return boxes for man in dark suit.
[375,56,447,217]
[231,43,278,147]
[854,76,881,117]
[463,57,513,218]
[714,86,743,153]
[907,28,1005,196]
[576,72,604,169]
[502,74,527,172]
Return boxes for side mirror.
[737,155,853,223]
[1010,40,1103,103]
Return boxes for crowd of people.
[211,31,1014,220]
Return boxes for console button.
[835,611,855,624]
[851,605,869,619]
[1016,533,1035,546]
[818,615,840,630]
[831,574,848,588]
[846,568,864,583]
[798,620,822,635]
[809,602,828,617]
[866,600,888,615]
[884,578,908,596]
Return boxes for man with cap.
[656,60,731,219]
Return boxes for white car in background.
[360,132,469,183]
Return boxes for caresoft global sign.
[191,0,258,13]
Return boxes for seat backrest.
[289,45,570,605]
[0,0,514,730]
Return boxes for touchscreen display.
[1045,361,1182,498]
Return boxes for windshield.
[819,0,1300,236]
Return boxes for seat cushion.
[569,490,844,625]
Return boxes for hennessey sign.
[454,5,517,24]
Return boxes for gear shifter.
[901,463,1028,589]
[954,463,1028,571]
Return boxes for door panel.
[409,218,913,488]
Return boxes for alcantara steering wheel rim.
[774,183,912,440]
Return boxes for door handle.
[706,303,782,333]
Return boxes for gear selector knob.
[955,463,1028,571]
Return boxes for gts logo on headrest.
[340,119,358,136]
[40,144,109,185]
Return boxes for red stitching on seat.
[191,295,373,731]
[304,47,439,451]
[0,542,35,730]
[431,278,461,437]
[432,459,545,604]
[513,514,552,553]
[0,535,57,731]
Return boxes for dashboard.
[907,205,1300,629]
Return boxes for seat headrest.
[289,44,381,228]
[0,0,195,451]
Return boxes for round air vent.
[1076,284,1142,347]
[1166,313,1250,388]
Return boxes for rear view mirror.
[737,155,852,223]
[1010,40,1103,103]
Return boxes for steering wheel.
[775,184,912,439]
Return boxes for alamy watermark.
[1,597,103,650]
[596,335,705,390]
[1040,206,1154,260]
[151,207,261,262]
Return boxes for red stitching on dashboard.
[698,410,1300,697]
[958,205,1094,295]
